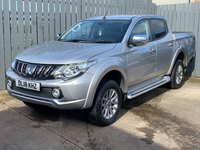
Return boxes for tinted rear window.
[151,19,167,39]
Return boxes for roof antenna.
[103,7,110,20]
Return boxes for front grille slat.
[15,61,58,80]
[17,63,22,74]
[43,66,52,75]
[37,66,44,75]
[21,63,26,76]
[16,62,20,73]
[20,63,24,73]
[14,61,18,72]
[33,66,40,77]
[48,66,55,75]
[39,66,47,77]
[23,64,27,74]
[31,66,37,75]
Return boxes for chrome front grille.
[14,61,59,79]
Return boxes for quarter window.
[151,19,167,39]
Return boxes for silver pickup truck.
[6,15,195,126]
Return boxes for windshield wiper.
[95,40,116,43]
[62,39,89,43]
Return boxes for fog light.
[7,80,12,88]
[52,88,60,98]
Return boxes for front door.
[127,19,157,87]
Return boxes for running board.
[127,76,170,99]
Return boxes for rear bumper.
[188,50,196,62]
[191,51,196,62]
[6,68,93,110]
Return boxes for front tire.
[87,80,122,126]
[169,59,185,89]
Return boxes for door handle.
[149,48,155,53]
[168,43,173,47]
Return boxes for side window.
[151,19,167,39]
[131,19,151,41]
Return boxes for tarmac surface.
[0,76,200,150]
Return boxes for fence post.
[49,0,54,41]
[37,0,43,45]
[194,3,200,77]
[4,0,12,72]
[18,0,24,52]
[0,0,5,90]
[44,0,49,42]
[11,0,18,58]
[31,0,37,45]
[24,0,31,48]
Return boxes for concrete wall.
[152,0,197,5]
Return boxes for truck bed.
[172,32,195,59]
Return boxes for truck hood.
[16,41,116,64]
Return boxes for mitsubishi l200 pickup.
[6,15,196,126]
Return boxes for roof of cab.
[85,14,162,20]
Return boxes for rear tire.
[169,59,185,89]
[87,79,122,126]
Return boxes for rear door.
[149,18,174,75]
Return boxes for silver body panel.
[16,41,116,64]
[6,15,195,110]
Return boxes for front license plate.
[15,79,40,91]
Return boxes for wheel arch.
[83,62,128,109]
[167,47,188,75]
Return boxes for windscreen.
[59,20,131,43]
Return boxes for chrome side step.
[127,76,170,99]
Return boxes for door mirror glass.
[130,35,148,46]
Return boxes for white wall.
[152,0,196,5]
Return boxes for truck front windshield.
[59,20,130,43]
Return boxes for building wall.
[152,0,197,5]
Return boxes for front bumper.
[6,68,93,110]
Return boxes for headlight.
[54,60,97,79]
[11,61,16,70]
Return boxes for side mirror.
[129,35,148,47]
[54,33,61,40]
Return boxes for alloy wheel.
[176,64,183,85]
[101,89,118,119]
